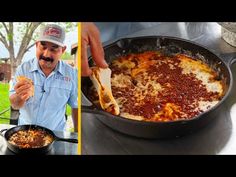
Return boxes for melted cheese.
[179,55,223,95]
[89,51,225,122]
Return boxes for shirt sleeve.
[67,68,78,108]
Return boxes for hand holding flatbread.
[15,76,34,101]
[89,67,120,115]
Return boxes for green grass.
[66,104,72,116]
[0,83,10,124]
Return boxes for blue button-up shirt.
[9,58,78,131]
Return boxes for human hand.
[14,78,34,102]
[81,22,108,76]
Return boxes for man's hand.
[10,79,33,110]
[82,22,108,76]
[14,80,33,102]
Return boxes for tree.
[0,22,77,76]
[61,51,73,60]
[0,22,41,76]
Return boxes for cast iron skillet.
[82,36,236,139]
[0,124,78,154]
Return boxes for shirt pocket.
[25,84,43,106]
[44,80,72,109]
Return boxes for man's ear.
[35,41,40,47]
[62,46,67,53]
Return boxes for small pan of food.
[0,125,78,154]
[82,36,236,139]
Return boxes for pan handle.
[54,136,78,143]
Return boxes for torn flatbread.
[16,76,34,97]
[89,67,120,115]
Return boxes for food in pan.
[90,67,120,115]
[8,129,53,148]
[89,51,225,122]
[16,76,34,97]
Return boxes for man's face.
[36,41,66,69]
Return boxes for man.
[9,24,78,132]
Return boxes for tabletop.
[82,22,236,155]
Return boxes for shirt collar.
[56,60,65,76]
[29,58,39,72]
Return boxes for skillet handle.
[55,137,78,143]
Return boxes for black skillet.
[0,124,78,154]
[82,36,236,139]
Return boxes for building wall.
[0,63,11,82]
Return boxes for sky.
[0,23,78,63]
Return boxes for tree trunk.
[5,22,41,78]
[10,58,18,77]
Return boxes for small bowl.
[218,22,236,47]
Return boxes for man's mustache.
[39,55,54,63]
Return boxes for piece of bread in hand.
[16,76,34,97]
[89,67,120,115]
